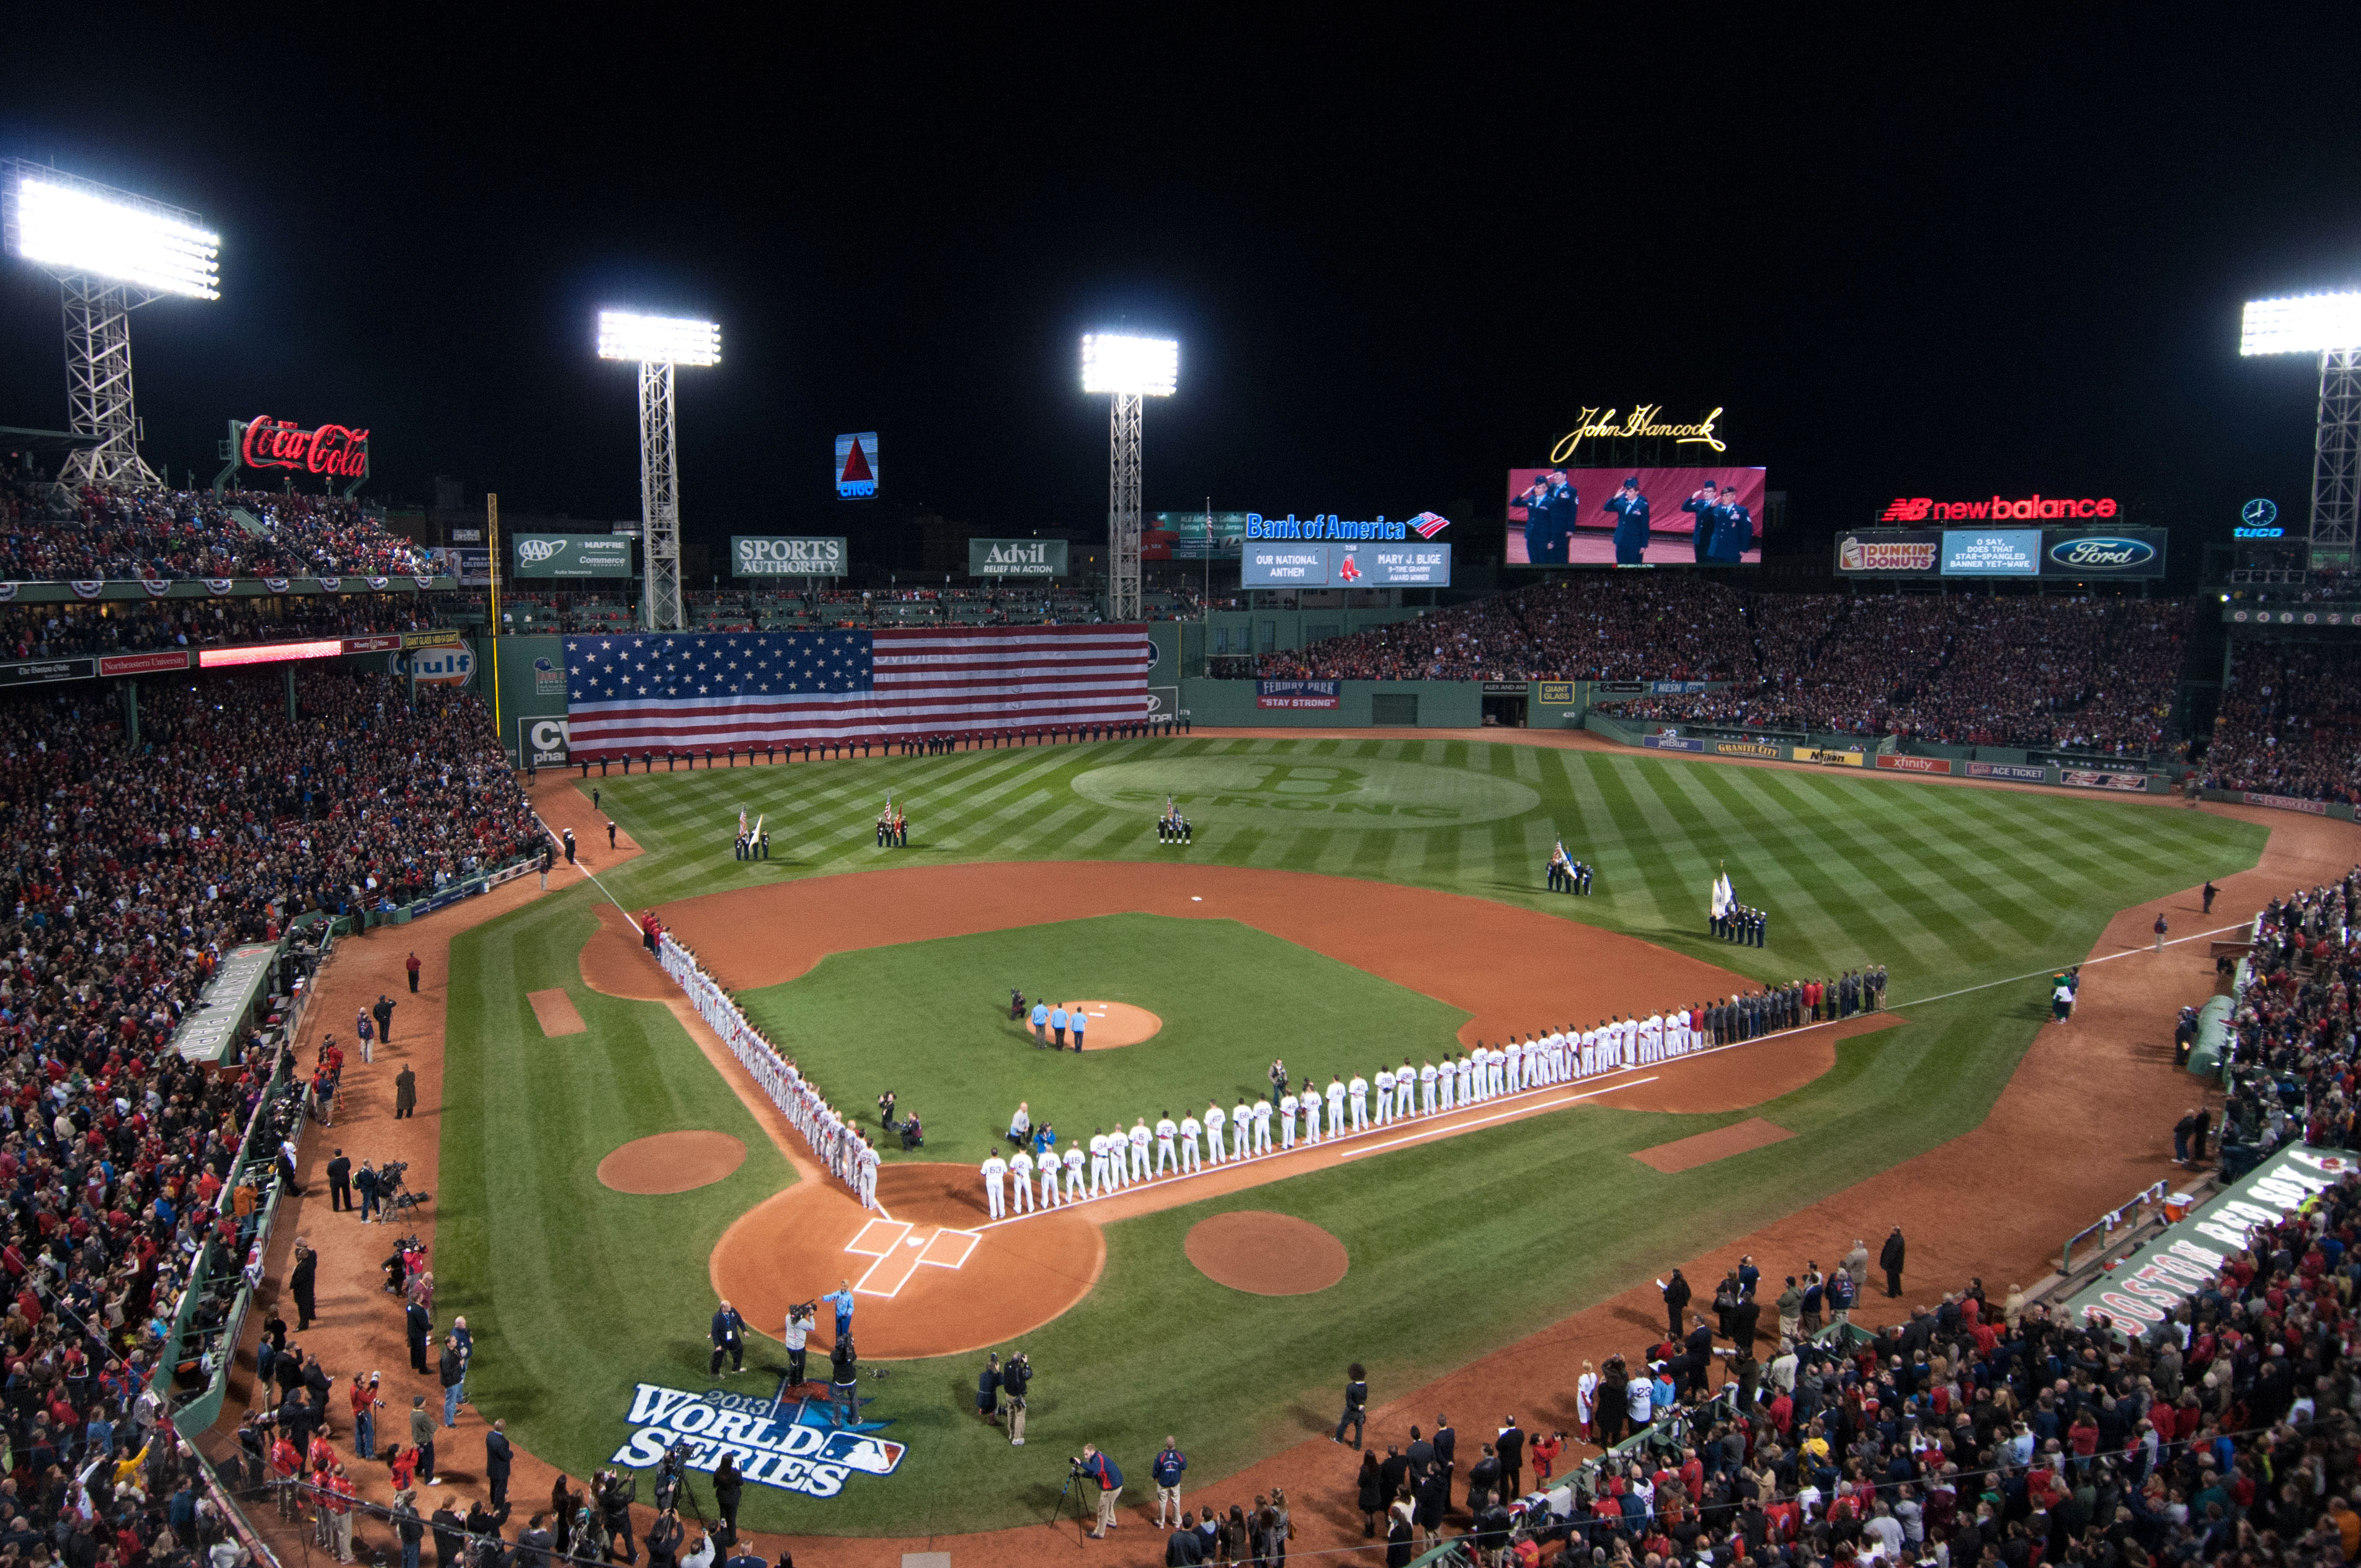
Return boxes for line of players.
[977,1008,1720,1218]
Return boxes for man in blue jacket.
[1082,1443,1126,1539]
[1603,477,1652,565]
[1152,1438,1188,1526]
[1681,482,1720,562]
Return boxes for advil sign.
[238,417,370,480]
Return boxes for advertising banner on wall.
[1965,761,2048,782]
[519,717,570,768]
[1875,753,1954,775]
[513,535,631,579]
[2060,768,2151,792]
[834,433,878,498]
[1152,512,1250,558]
[1256,680,1340,710]
[1505,467,1766,566]
[968,539,1068,577]
[1240,542,1453,587]
[732,536,849,577]
[1836,525,2167,578]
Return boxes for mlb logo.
[819,1433,905,1475]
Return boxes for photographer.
[1003,1350,1031,1446]
[783,1303,815,1388]
[1079,1444,1125,1539]
[597,1469,638,1564]
[830,1332,860,1421]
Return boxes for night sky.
[4,16,2359,570]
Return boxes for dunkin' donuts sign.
[238,416,370,480]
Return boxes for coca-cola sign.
[238,415,370,480]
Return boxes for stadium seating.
[2201,642,2361,804]
[1265,582,2192,755]
[0,595,453,660]
[0,479,435,580]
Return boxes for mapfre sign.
[238,416,370,480]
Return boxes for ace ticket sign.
[610,1383,905,1500]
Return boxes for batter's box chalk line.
[845,1218,982,1297]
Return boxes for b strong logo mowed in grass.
[1072,757,1538,830]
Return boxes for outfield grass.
[435,738,2267,1536]
[739,915,1470,1162]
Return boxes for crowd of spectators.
[1261,583,2191,756]
[0,668,537,1568]
[2202,644,2361,805]
[0,481,435,582]
[0,597,456,662]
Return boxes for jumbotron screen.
[1505,466,1767,566]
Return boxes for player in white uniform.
[1456,1053,1475,1105]
[1038,1141,1061,1208]
[857,1138,879,1211]
[1508,1039,1527,1094]
[1624,1014,1641,1068]
[1203,1102,1227,1166]
[1231,1099,1252,1161]
[1085,1132,1108,1197]
[1374,1066,1395,1125]
[982,1152,1008,1219]
[1549,1029,1568,1083]
[1129,1118,1152,1182]
[1252,1096,1273,1154]
[1062,1142,1086,1202]
[1348,1074,1369,1132]
[1179,1111,1203,1172]
[1325,1076,1347,1136]
[1009,1148,1034,1213]
[1487,1045,1506,1099]
[1155,1113,1179,1176]
[1279,1088,1298,1149]
[1300,1078,1322,1144]
[1419,1058,1438,1115]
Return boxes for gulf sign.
[399,646,476,686]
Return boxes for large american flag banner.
[562,626,1152,756]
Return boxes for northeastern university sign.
[610,1383,906,1500]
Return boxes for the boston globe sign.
[731,536,849,578]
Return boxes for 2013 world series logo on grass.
[610,1384,907,1500]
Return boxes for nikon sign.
[731,536,849,577]
[969,538,1068,578]
[512,534,631,579]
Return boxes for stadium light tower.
[598,309,720,633]
[1,160,221,489]
[1082,332,1178,622]
[2242,291,2361,569]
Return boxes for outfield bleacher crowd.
[0,479,436,581]
[2201,644,2361,806]
[0,596,453,661]
[1259,581,2190,756]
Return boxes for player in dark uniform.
[1681,482,1720,564]
[1710,490,1756,564]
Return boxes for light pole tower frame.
[2,161,219,492]
[2311,347,2361,570]
[638,358,683,633]
[1107,391,1144,622]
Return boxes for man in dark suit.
[326,1149,352,1212]
[485,1420,513,1511]
[406,1300,432,1374]
[1682,482,1720,562]
[1495,1420,1526,1499]
[1405,1425,1434,1487]
[1663,1269,1692,1337]
[1603,478,1652,565]
[1880,1226,1907,1298]
[373,994,397,1045]
[709,1301,747,1376]
[1466,1444,1502,1513]
[1432,1415,1456,1509]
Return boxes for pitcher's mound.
[1185,1211,1349,1295]
[598,1132,747,1194]
[1063,1001,1162,1050]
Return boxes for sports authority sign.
[610,1383,905,1500]
[234,415,370,481]
[731,536,849,577]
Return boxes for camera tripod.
[1044,1463,1090,1546]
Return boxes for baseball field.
[431,735,2264,1538]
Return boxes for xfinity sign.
[969,538,1068,578]
[731,536,848,577]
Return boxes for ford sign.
[2039,529,2165,577]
